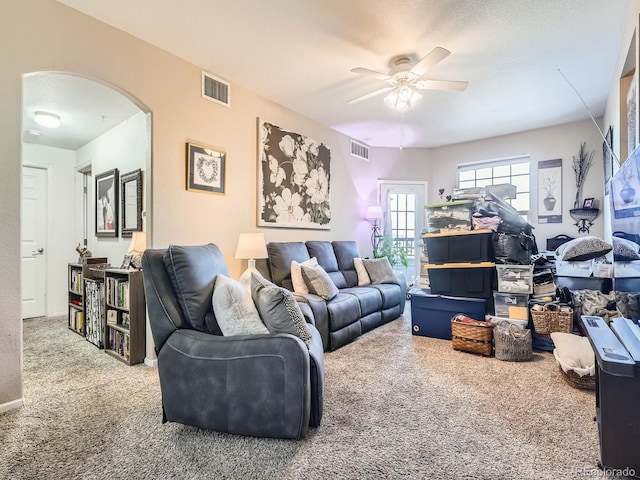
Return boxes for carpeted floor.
[0,310,627,479]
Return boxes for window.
[457,156,530,216]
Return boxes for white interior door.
[22,166,47,319]
[379,181,427,286]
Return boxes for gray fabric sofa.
[142,243,324,439]
[257,240,406,351]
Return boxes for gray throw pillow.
[362,257,398,284]
[212,275,269,336]
[555,236,612,261]
[250,272,312,347]
[300,263,339,300]
[613,236,640,261]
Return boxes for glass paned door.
[380,182,427,287]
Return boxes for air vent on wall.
[350,139,369,161]
[202,71,230,107]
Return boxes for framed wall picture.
[257,118,331,229]
[120,169,143,237]
[95,168,119,237]
[603,125,614,195]
[186,142,225,194]
[583,197,594,209]
[537,158,562,224]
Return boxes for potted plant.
[373,234,408,267]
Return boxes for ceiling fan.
[348,47,468,111]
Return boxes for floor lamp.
[365,205,383,254]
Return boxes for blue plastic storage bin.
[410,292,488,340]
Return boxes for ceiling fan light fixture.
[34,111,61,128]
[384,86,422,112]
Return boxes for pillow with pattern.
[612,236,640,261]
[300,263,339,301]
[361,257,398,284]
[250,272,312,347]
[555,236,612,261]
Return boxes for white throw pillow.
[353,257,371,286]
[291,257,318,294]
[212,275,269,336]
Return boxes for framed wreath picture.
[95,168,119,237]
[186,142,226,194]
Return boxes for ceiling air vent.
[202,71,230,107]
[350,139,369,161]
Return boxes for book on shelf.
[106,310,118,325]
[122,312,130,328]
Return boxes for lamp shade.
[365,205,383,221]
[235,233,267,260]
[127,231,146,254]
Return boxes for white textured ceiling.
[23,73,140,150]
[54,0,630,149]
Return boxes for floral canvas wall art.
[257,120,331,229]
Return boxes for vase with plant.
[620,166,636,204]
[572,142,595,209]
[542,176,556,211]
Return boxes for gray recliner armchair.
[142,243,324,439]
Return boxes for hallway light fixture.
[34,111,61,128]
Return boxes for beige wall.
[429,119,605,244]
[0,0,425,408]
[3,0,638,410]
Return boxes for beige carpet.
[0,310,626,479]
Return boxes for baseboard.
[0,398,24,414]
[144,357,157,368]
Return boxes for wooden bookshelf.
[68,263,85,336]
[103,269,146,365]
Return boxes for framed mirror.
[120,169,143,237]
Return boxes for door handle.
[32,248,44,255]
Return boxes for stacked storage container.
[411,218,495,341]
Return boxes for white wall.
[22,144,79,317]
[429,119,605,247]
[76,111,147,265]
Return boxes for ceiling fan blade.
[415,79,469,92]
[348,86,395,104]
[410,47,451,77]
[351,67,392,81]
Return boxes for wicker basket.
[530,306,573,335]
[451,314,493,356]
[558,366,595,391]
[493,321,533,361]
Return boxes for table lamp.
[127,231,147,269]
[235,233,268,288]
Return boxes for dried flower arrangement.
[572,142,595,208]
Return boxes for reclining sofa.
[142,244,324,439]
[257,240,406,351]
